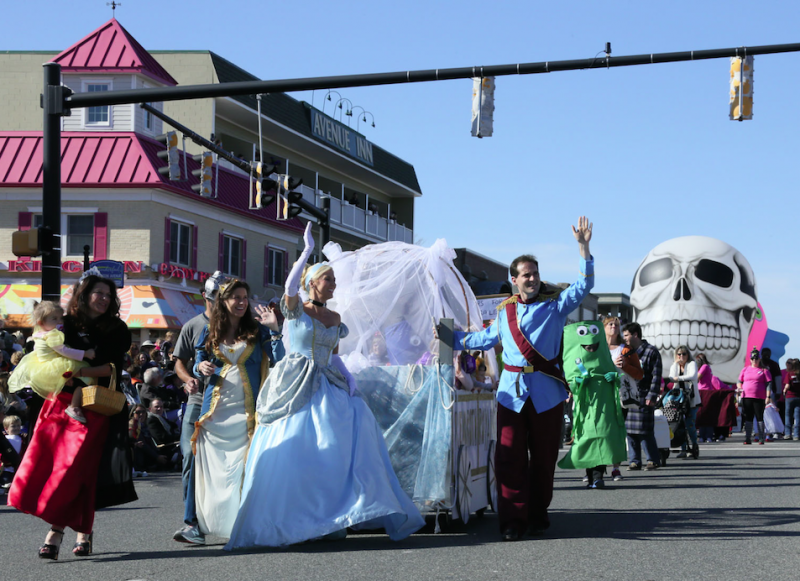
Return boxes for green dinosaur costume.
[557,321,627,469]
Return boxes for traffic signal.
[730,56,754,121]
[279,175,304,220]
[155,131,181,180]
[254,162,279,208]
[191,152,214,197]
[12,226,53,257]
[471,76,495,138]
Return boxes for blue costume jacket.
[454,256,594,414]
[193,324,285,441]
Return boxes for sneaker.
[743,441,752,445]
[676,451,688,459]
[759,441,765,445]
[174,524,206,545]
[611,469,623,482]
[591,479,605,489]
[644,462,658,471]
[784,435,793,440]
[582,475,589,483]
[765,436,773,442]
[627,462,641,471]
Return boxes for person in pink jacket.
[736,348,772,445]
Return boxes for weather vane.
[107,1,122,17]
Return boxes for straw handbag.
[82,363,126,416]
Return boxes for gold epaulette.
[497,296,518,311]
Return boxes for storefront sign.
[310,110,375,166]
[91,260,125,288]
[7,260,143,274]
[155,263,213,283]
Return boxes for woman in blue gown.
[225,224,424,549]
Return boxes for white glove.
[285,222,315,297]
[331,354,357,396]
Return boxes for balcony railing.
[299,189,412,244]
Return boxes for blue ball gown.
[225,297,425,549]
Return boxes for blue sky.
[4,1,799,359]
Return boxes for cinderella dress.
[225,297,425,549]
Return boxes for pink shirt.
[738,366,772,399]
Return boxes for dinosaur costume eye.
[589,325,599,335]
[576,326,588,336]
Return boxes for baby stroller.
[660,385,698,459]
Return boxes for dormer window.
[82,79,113,127]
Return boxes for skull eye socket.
[638,257,673,287]
[694,259,734,288]
[734,253,757,300]
[576,325,589,336]
[589,325,599,335]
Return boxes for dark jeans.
[627,432,660,465]
[741,398,765,423]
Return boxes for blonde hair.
[30,300,63,327]
[10,351,23,366]
[3,415,21,430]
[302,263,333,292]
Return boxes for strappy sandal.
[72,531,93,557]
[38,527,65,560]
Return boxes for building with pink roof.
[0,18,420,341]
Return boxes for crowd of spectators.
[0,327,186,490]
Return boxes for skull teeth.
[642,320,741,354]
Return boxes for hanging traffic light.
[471,76,495,138]
[278,174,304,220]
[730,56,754,121]
[254,162,279,208]
[155,131,181,180]
[191,152,214,197]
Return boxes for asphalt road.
[2,434,799,581]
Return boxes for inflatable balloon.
[630,236,757,384]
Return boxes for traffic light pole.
[40,40,800,299]
[41,63,64,302]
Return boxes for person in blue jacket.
[454,217,594,541]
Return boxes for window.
[86,83,110,125]
[32,213,95,256]
[267,248,285,286]
[222,235,243,277]
[169,221,192,266]
[66,215,94,256]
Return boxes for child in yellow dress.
[9,301,95,424]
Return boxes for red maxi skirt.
[8,392,110,533]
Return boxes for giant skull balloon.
[630,236,757,383]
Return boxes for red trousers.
[496,398,563,533]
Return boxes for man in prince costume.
[454,217,594,541]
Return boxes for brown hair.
[0,371,9,398]
[206,280,258,352]
[509,255,538,278]
[10,351,23,366]
[695,353,709,367]
[66,275,121,333]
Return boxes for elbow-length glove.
[285,222,315,297]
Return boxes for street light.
[322,90,341,116]
[334,97,353,124]
[351,106,375,132]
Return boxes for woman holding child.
[9,271,136,559]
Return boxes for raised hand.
[254,304,280,332]
[303,221,315,253]
[571,216,593,245]
[571,216,592,259]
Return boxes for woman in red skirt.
[9,272,136,559]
